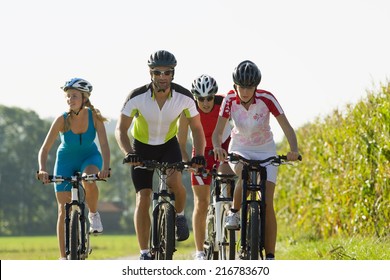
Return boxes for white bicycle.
[204,166,237,260]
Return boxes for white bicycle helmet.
[191,74,218,97]
[61,78,93,94]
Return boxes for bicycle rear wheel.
[70,209,81,260]
[220,206,236,260]
[155,203,175,260]
[247,202,260,260]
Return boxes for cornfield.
[276,82,390,239]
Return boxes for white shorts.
[228,150,278,184]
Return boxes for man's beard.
[153,80,169,92]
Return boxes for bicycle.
[227,153,301,260]
[37,171,107,260]
[204,165,237,260]
[132,160,197,260]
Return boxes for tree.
[0,105,58,235]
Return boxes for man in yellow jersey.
[115,50,206,260]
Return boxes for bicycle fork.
[64,191,87,258]
[151,173,175,251]
[214,200,223,248]
[214,180,233,247]
[240,167,267,259]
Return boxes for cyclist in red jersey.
[212,61,300,260]
[178,74,234,260]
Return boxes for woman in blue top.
[37,78,110,260]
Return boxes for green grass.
[0,235,136,260]
[276,234,390,260]
[0,233,195,260]
[1,232,389,260]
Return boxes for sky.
[1,0,389,142]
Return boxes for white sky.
[1,0,389,142]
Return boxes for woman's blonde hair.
[63,91,108,132]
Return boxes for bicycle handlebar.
[36,171,108,183]
[209,150,302,164]
[226,153,302,166]
[134,160,205,174]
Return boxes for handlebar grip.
[280,154,302,161]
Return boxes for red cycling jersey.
[191,95,231,186]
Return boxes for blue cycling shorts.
[53,149,102,192]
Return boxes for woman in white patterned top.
[212,60,300,260]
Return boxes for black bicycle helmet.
[232,60,261,87]
[147,50,177,68]
[191,74,218,97]
[61,78,93,94]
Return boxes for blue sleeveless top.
[54,108,102,192]
[59,108,97,150]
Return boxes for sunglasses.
[197,96,214,102]
[151,70,174,76]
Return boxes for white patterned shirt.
[219,89,284,152]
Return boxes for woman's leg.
[192,184,210,252]
[82,165,100,212]
[55,191,71,259]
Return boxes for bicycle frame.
[136,161,194,260]
[43,172,104,260]
[227,154,299,260]
[151,165,176,258]
[64,175,89,259]
[212,174,236,257]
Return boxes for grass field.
[1,232,389,260]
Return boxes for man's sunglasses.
[197,96,214,102]
[151,70,174,76]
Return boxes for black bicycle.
[204,165,237,260]
[38,172,107,260]
[227,153,301,260]
[134,160,196,260]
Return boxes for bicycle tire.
[247,202,260,260]
[220,206,236,260]
[70,209,81,260]
[204,205,218,260]
[156,203,175,260]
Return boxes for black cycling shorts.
[131,137,182,192]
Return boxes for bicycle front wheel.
[246,202,260,260]
[220,206,236,260]
[155,203,175,260]
[70,209,81,260]
[204,205,218,260]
